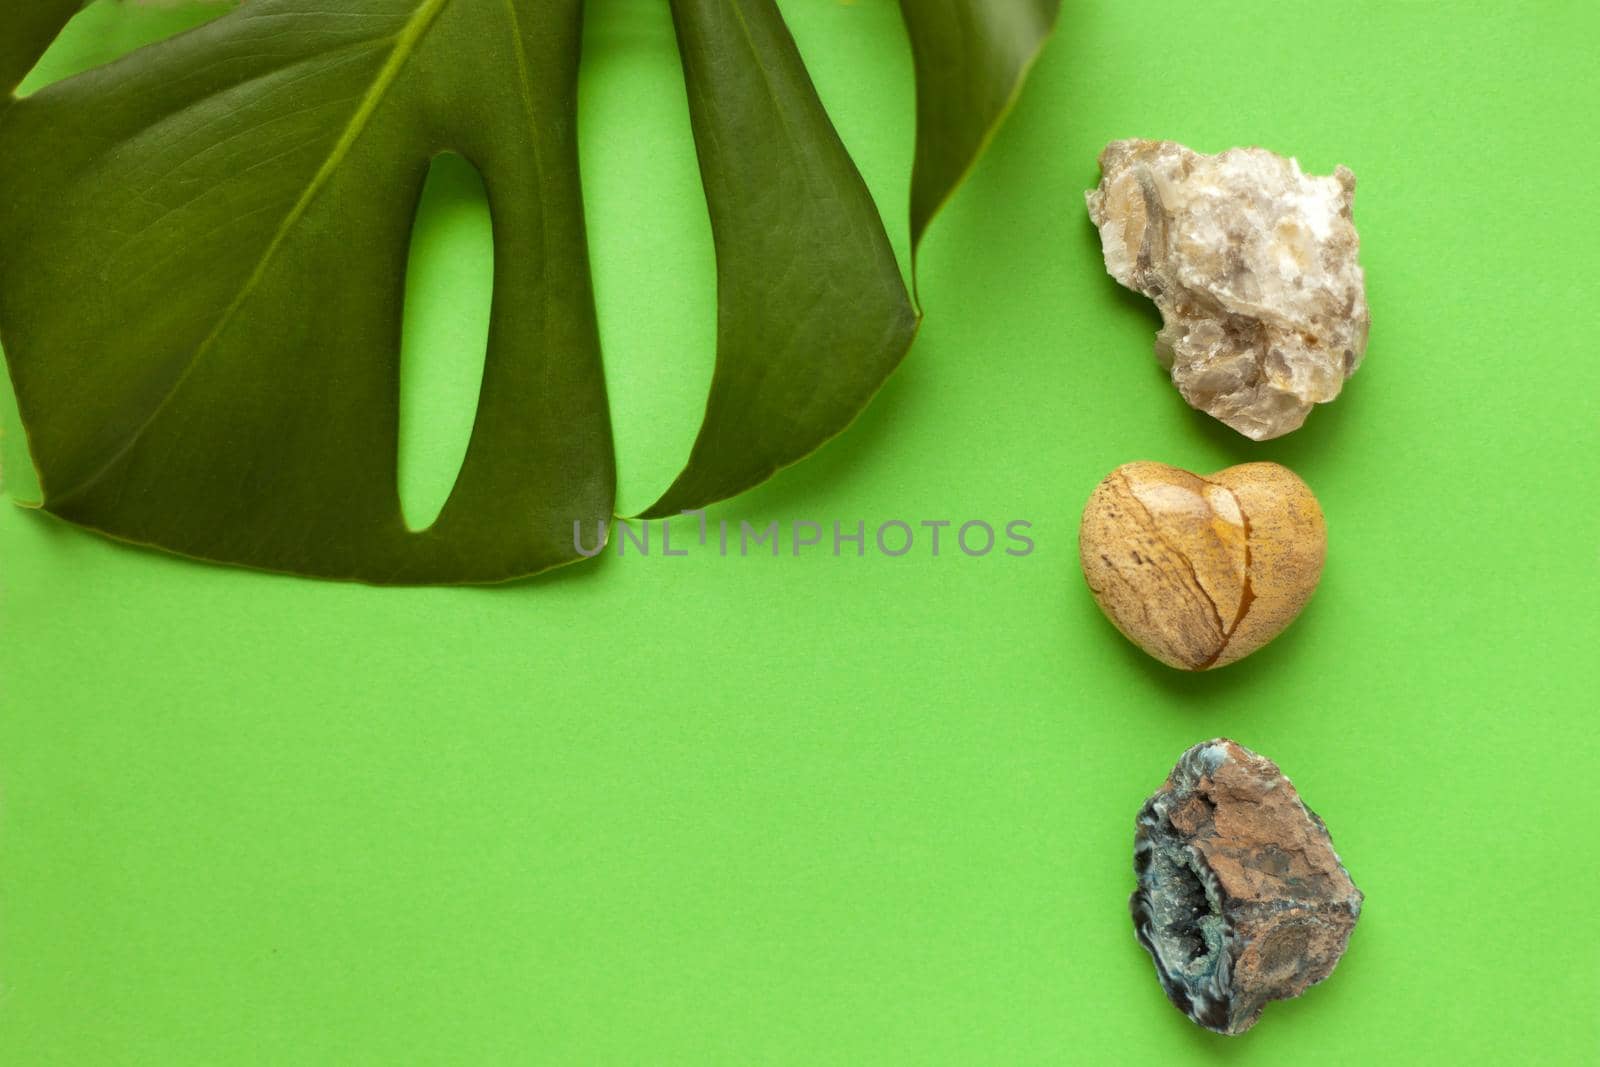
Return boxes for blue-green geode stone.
[1132,739,1362,1035]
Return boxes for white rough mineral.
[1086,139,1370,440]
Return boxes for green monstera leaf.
[0,0,1058,583]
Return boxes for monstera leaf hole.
[398,153,495,533]
[578,0,717,518]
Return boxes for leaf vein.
[51,0,453,504]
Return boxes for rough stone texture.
[1133,739,1362,1035]
[1086,139,1370,440]
[1079,461,1325,670]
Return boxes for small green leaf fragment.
[898,0,1062,256]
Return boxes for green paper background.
[2,1,1597,1063]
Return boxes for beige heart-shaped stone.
[1079,461,1326,670]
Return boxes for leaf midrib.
[51,0,453,503]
